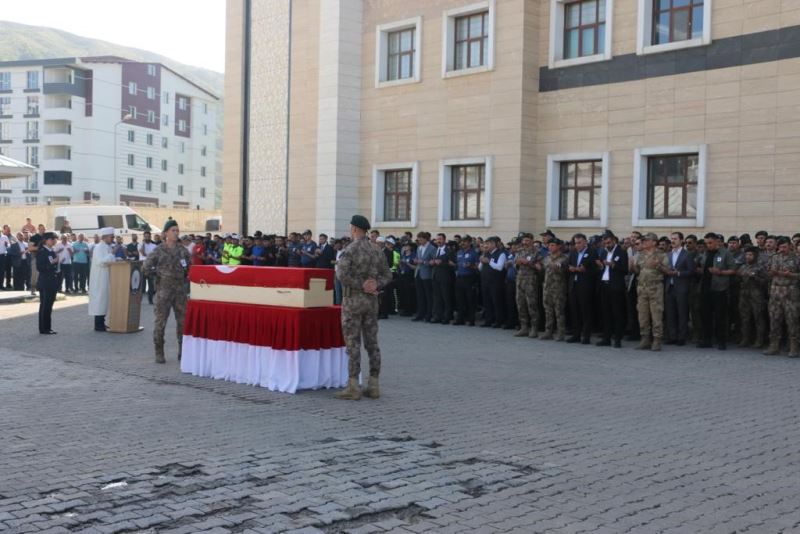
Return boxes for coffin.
[189,265,334,308]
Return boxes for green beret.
[164,220,179,232]
[350,215,370,231]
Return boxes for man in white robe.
[88,227,116,331]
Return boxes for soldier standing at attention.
[541,239,568,341]
[144,220,192,364]
[335,215,392,400]
[514,233,543,338]
[632,233,670,351]
[764,237,800,357]
[737,246,768,349]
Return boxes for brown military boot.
[335,378,362,400]
[789,340,800,358]
[528,328,539,339]
[636,336,652,350]
[540,331,553,340]
[362,376,380,399]
[155,344,166,364]
[514,325,529,337]
[651,338,662,352]
[763,338,781,356]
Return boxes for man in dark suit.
[412,232,435,322]
[431,233,455,324]
[7,233,25,290]
[315,233,335,269]
[664,231,694,345]
[595,231,629,347]
[36,232,60,335]
[567,233,597,344]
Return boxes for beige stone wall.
[222,0,245,233]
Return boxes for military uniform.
[144,242,192,363]
[738,262,768,348]
[765,252,800,356]
[336,233,392,394]
[635,249,669,350]
[541,252,568,340]
[515,246,542,337]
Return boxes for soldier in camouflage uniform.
[764,237,800,357]
[143,220,192,364]
[541,240,568,341]
[633,233,670,351]
[335,215,392,400]
[514,233,543,338]
[737,246,768,348]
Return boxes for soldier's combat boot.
[540,331,553,340]
[335,378,362,400]
[528,328,539,339]
[763,338,781,356]
[752,335,765,349]
[555,331,566,342]
[514,325,529,337]
[789,340,800,358]
[155,344,166,364]
[178,340,183,362]
[362,376,380,399]
[636,335,652,350]
[651,338,662,352]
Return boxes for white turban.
[100,227,115,236]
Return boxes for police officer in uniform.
[144,219,192,364]
[335,215,392,400]
[37,232,60,334]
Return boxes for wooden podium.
[107,261,145,333]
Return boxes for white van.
[54,206,161,237]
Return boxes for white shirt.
[140,241,158,258]
[602,245,617,282]
[55,243,73,264]
[335,249,344,273]
[0,234,9,254]
[489,251,506,271]
[671,248,682,268]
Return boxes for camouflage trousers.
[637,282,664,339]
[153,282,187,356]
[516,276,540,329]
[768,285,799,343]
[543,287,566,338]
[342,293,381,379]
[739,286,767,344]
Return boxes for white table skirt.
[180,335,349,394]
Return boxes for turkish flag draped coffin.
[188,265,334,308]
[181,266,347,394]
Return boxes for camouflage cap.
[642,232,659,241]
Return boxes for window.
[26,146,39,167]
[26,121,39,141]
[450,165,485,221]
[127,129,135,142]
[128,81,137,95]
[178,185,184,196]
[43,170,72,185]
[147,110,155,124]
[0,122,10,141]
[203,124,208,135]
[180,142,185,153]
[161,182,167,193]
[26,96,39,116]
[203,102,208,114]
[637,0,711,54]
[127,177,134,190]
[384,170,412,222]
[27,172,38,190]
[129,105,137,119]
[146,156,153,169]
[385,27,416,82]
[127,154,135,166]
[442,2,495,77]
[546,153,609,227]
[200,166,206,177]
[163,91,170,104]
[178,163,184,174]
[146,179,152,192]
[161,159,168,171]
[200,187,206,198]
[372,163,419,227]
[178,97,187,111]
[146,133,153,145]
[632,145,707,227]
[126,214,149,230]
[178,119,187,132]
[98,215,123,228]
[147,86,156,100]
[565,1,606,58]
[0,72,10,91]
[201,145,207,156]
[147,64,157,77]
[162,137,168,149]
[163,114,169,126]
[26,71,39,90]
[0,96,10,115]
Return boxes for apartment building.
[0,56,219,209]
[224,0,800,237]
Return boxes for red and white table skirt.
[181,300,348,394]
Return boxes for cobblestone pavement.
[3,297,800,533]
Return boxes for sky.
[1,0,226,72]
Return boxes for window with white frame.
[0,97,10,115]
[127,177,134,190]
[178,163,184,174]
[375,17,422,87]
[162,137,168,149]
[177,185,184,196]
[147,86,156,100]
[200,166,206,177]
[0,122,10,141]
[371,163,419,227]
[127,129,135,142]
[178,97,187,111]
[26,146,39,167]
[201,145,207,156]
[180,142,185,153]
[146,157,153,169]
[549,0,613,68]
[437,157,493,227]
[442,2,495,78]
[161,159,168,171]
[163,91,170,104]
[147,110,156,124]
[146,133,153,145]
[26,96,39,115]
[160,182,167,193]
[163,114,169,126]
[178,119,186,132]
[26,121,38,140]
[0,72,10,91]
[200,187,206,198]
[203,124,208,135]
[632,145,707,227]
[127,154,135,166]
[147,64,157,77]
[128,81,137,95]
[636,0,711,55]
[146,179,152,192]
[129,105,137,119]
[26,71,39,90]
[545,153,609,228]
[203,102,208,114]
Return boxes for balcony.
[44,145,72,161]
[44,120,71,135]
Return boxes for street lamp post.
[112,113,133,205]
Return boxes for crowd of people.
[3,217,799,358]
